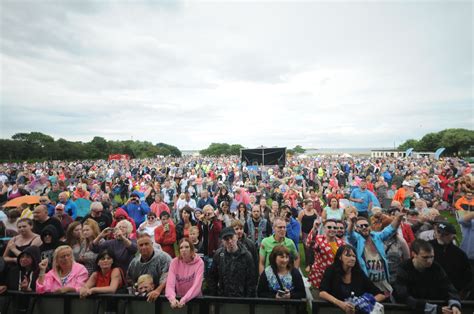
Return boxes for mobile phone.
[105,227,115,232]
[277,290,286,297]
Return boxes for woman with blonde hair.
[165,238,204,309]
[36,245,88,294]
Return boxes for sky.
[0,0,472,150]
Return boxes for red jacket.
[401,222,415,247]
[197,219,222,257]
[111,207,137,239]
[155,222,176,257]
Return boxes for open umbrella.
[74,198,92,218]
[4,195,40,208]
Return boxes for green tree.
[200,143,242,156]
[398,139,419,151]
[398,128,474,156]
[417,132,443,151]
[439,129,474,156]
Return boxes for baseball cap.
[437,222,456,235]
[220,227,236,239]
[402,180,414,187]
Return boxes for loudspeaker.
[241,148,286,166]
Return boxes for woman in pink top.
[36,245,88,294]
[165,238,204,309]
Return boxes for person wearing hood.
[110,207,137,239]
[39,225,66,271]
[165,238,204,309]
[0,245,41,292]
[0,246,41,314]
[120,191,150,226]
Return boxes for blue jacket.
[347,224,396,280]
[121,201,150,226]
[197,197,216,209]
[286,217,301,252]
[63,199,78,219]
[459,218,474,260]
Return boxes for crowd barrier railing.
[311,299,474,314]
[1,291,473,314]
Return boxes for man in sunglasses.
[347,211,404,297]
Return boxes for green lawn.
[441,210,463,243]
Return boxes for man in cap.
[207,227,256,297]
[429,222,472,298]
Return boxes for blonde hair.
[116,219,133,236]
[203,204,214,214]
[82,218,100,243]
[137,274,154,286]
[188,226,199,235]
[344,206,357,217]
[371,207,383,215]
[52,245,74,275]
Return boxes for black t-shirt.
[82,212,112,231]
[320,265,382,301]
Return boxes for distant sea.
[181,147,395,156]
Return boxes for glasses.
[39,199,47,203]
[337,227,345,230]
[148,216,156,220]
[325,226,337,230]
[116,216,126,220]
[356,224,369,229]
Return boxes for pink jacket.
[165,255,204,304]
[36,262,88,294]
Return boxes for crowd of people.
[0,154,472,313]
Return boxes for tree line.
[0,132,182,161]
[398,128,474,156]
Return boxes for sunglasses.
[147,216,156,220]
[356,224,369,229]
[325,226,338,230]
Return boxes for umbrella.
[4,195,40,208]
[74,198,92,218]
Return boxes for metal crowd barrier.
[312,299,474,314]
[1,291,473,314]
[0,291,306,314]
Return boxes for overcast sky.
[1,1,472,150]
